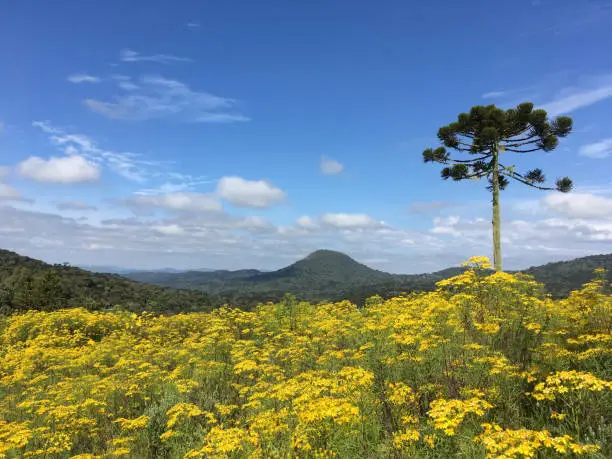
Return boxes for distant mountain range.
[1,248,610,314]
[124,249,612,305]
[81,265,213,275]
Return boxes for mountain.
[77,264,137,275]
[124,249,392,295]
[123,250,612,306]
[123,250,466,305]
[246,249,393,283]
[0,249,215,314]
[3,248,610,314]
[127,269,262,289]
[81,266,198,275]
[521,254,612,297]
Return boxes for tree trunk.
[492,147,502,271]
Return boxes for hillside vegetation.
[124,249,612,306]
[0,249,214,314]
[126,249,467,305]
[1,257,611,458]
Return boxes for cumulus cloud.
[84,76,249,123]
[119,49,192,64]
[1,200,610,274]
[579,139,612,159]
[431,216,462,236]
[428,214,612,257]
[0,205,444,273]
[131,192,222,213]
[320,213,382,229]
[543,193,612,219]
[320,156,344,175]
[67,74,101,84]
[17,155,100,183]
[216,176,286,208]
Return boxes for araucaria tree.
[423,103,573,271]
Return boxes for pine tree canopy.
[423,103,573,192]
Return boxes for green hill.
[127,269,262,288]
[2,248,610,313]
[245,249,393,283]
[123,250,612,306]
[521,254,612,297]
[0,249,215,314]
[124,250,467,305]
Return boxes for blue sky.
[1,0,611,273]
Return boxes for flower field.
[1,257,611,458]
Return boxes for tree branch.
[505,138,539,148]
[505,147,541,153]
[501,171,555,190]
[507,133,536,143]
[450,154,492,163]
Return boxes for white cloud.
[237,216,275,232]
[579,139,612,159]
[67,74,101,84]
[119,49,192,64]
[482,91,505,99]
[431,216,462,236]
[541,76,612,116]
[0,183,24,201]
[0,166,10,179]
[84,76,249,123]
[543,193,612,219]
[320,213,381,229]
[216,176,286,208]
[320,156,344,175]
[154,224,185,235]
[33,121,163,182]
[17,155,100,183]
[297,215,318,229]
[56,200,98,211]
[428,214,612,250]
[132,192,222,213]
[1,200,610,274]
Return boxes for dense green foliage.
[0,249,215,314]
[523,254,612,298]
[1,248,611,314]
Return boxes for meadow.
[1,257,611,458]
